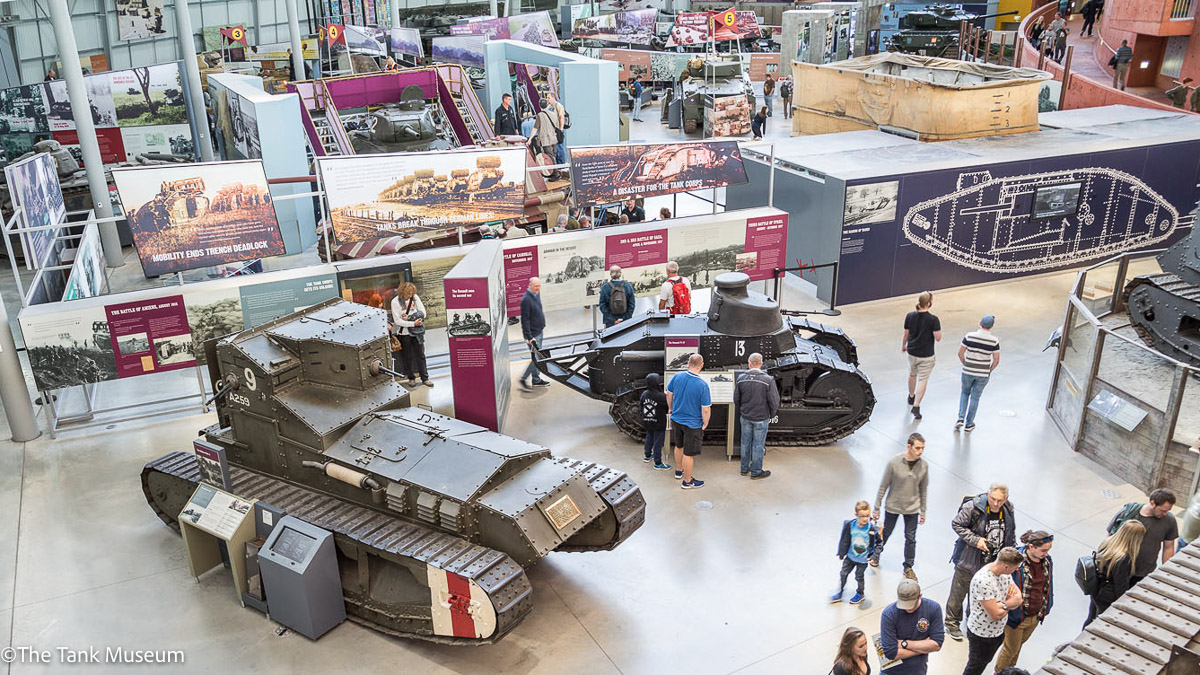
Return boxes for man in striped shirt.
[956,315,1000,432]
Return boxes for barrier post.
[175,0,215,162]
[0,297,40,441]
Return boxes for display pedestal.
[726,404,737,460]
[178,484,257,605]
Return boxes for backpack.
[1075,551,1100,596]
[562,107,572,130]
[608,281,628,316]
[780,81,792,98]
[669,277,691,314]
[1106,502,1142,536]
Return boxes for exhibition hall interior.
[1,0,1200,673]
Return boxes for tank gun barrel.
[969,10,1020,21]
[204,375,239,407]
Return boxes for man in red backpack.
[658,261,691,315]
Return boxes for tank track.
[141,452,533,644]
[1124,273,1200,365]
[554,458,646,552]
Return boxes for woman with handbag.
[390,282,433,388]
[1084,519,1143,627]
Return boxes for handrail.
[319,80,356,155]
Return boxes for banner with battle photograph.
[112,160,287,277]
[318,147,527,245]
[20,304,119,391]
[389,27,424,58]
[569,141,748,205]
[5,152,66,269]
[573,8,656,44]
[708,94,752,137]
[431,36,486,69]
[63,224,108,301]
[110,63,188,127]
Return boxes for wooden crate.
[791,53,1049,142]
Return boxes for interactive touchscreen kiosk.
[258,515,345,639]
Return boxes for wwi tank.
[534,273,875,446]
[1123,195,1200,367]
[680,57,755,135]
[902,169,1181,273]
[614,143,743,185]
[128,177,209,229]
[141,299,645,643]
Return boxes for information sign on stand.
[194,438,232,490]
[178,484,257,603]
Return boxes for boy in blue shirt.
[833,500,881,604]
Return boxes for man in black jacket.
[945,483,1016,641]
[519,277,550,391]
[494,94,519,136]
[733,353,779,479]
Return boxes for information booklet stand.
[179,484,258,604]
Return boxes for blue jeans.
[555,140,566,166]
[739,418,770,475]
[958,373,990,425]
[523,334,543,382]
[644,428,664,463]
[764,92,773,115]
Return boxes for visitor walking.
[832,500,881,605]
[830,627,871,675]
[956,315,1000,432]
[1052,27,1068,63]
[1080,0,1099,36]
[658,261,691,314]
[529,100,560,169]
[599,265,635,328]
[545,92,569,166]
[734,353,779,479]
[779,77,793,120]
[1084,520,1144,626]
[995,531,1055,671]
[629,75,644,121]
[391,282,432,387]
[945,484,1016,642]
[902,291,941,420]
[1112,40,1133,90]
[667,353,711,489]
[963,547,1024,675]
[1028,19,1045,50]
[1105,488,1177,583]
[870,433,928,581]
[880,579,945,674]
[763,74,776,116]
[494,93,519,136]
[640,373,671,470]
[519,277,551,391]
[751,106,767,140]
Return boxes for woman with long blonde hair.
[1084,519,1144,626]
[390,281,432,388]
[830,626,871,675]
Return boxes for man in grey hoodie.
[871,433,929,581]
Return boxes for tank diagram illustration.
[900,168,1187,273]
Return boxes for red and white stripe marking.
[427,567,497,639]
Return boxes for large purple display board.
[445,240,510,432]
[837,141,1200,304]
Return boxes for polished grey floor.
[0,260,1166,675]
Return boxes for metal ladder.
[310,115,343,156]
[452,95,485,144]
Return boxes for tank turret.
[141,299,644,643]
[535,272,875,445]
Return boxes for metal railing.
[1170,0,1195,20]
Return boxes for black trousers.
[398,334,428,381]
[876,511,919,568]
[838,557,867,594]
[1084,597,1112,627]
[1082,16,1095,35]
[963,629,1004,675]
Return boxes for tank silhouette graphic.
[901,169,1181,273]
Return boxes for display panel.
[112,159,286,276]
[272,527,317,564]
[1032,182,1082,220]
[5,152,66,268]
[569,141,748,205]
[319,148,527,245]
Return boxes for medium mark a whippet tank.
[141,299,644,643]
[902,169,1181,273]
[1123,195,1200,367]
[534,273,875,446]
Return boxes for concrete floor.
[0,256,1167,674]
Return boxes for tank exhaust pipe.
[302,460,383,491]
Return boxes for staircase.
[310,116,343,156]
[452,94,485,143]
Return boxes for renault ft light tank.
[141,299,644,643]
[534,273,875,446]
[1123,197,1200,367]
[680,56,755,135]
[886,6,1018,57]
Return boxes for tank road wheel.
[684,118,698,134]
[608,390,647,442]
[807,370,871,412]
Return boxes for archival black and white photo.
[1033,182,1082,219]
[0,84,49,133]
[667,217,747,289]
[116,0,167,41]
[21,307,119,391]
[116,332,151,354]
[538,237,606,308]
[6,152,67,268]
[154,333,196,365]
[447,310,492,337]
[183,287,244,364]
[843,180,899,226]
